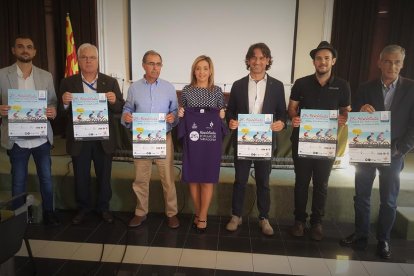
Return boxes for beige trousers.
[132,133,178,217]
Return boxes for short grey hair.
[77,43,99,58]
[142,50,162,64]
[380,44,405,61]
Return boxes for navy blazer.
[353,77,414,155]
[226,74,287,149]
[59,73,124,156]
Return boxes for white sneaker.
[259,218,274,236]
[226,215,242,231]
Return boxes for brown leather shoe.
[311,223,323,241]
[290,221,305,237]
[128,215,147,228]
[167,215,180,229]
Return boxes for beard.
[16,54,33,63]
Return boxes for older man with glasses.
[60,43,125,225]
[121,50,180,229]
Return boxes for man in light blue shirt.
[122,50,180,229]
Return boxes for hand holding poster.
[72,93,109,140]
[132,113,167,158]
[298,109,338,159]
[348,111,391,165]
[8,89,47,139]
[237,114,273,160]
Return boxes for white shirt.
[248,74,267,114]
[15,65,47,149]
[81,73,98,93]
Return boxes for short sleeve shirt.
[178,107,227,183]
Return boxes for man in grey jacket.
[0,35,59,225]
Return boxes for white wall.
[294,0,334,80]
[98,0,334,97]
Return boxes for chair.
[0,193,36,275]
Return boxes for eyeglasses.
[145,62,162,67]
[79,56,98,61]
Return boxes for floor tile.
[361,261,407,276]
[86,219,127,244]
[16,239,49,257]
[54,259,101,276]
[288,256,331,276]
[121,245,148,264]
[184,234,218,251]
[251,238,286,255]
[151,231,187,248]
[142,246,182,266]
[137,264,178,275]
[95,262,140,275]
[71,242,113,262]
[218,236,251,253]
[179,248,217,269]
[284,240,322,258]
[216,251,253,272]
[324,259,369,275]
[35,240,81,259]
[399,263,414,275]
[53,225,97,243]
[318,242,360,260]
[120,226,157,246]
[252,253,292,274]
[176,266,215,276]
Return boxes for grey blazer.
[0,63,57,149]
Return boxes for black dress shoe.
[377,240,391,259]
[43,211,61,226]
[101,211,114,224]
[72,211,87,225]
[339,233,368,250]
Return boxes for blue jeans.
[232,158,272,219]
[354,156,404,241]
[8,142,54,211]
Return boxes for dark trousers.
[292,143,334,224]
[71,141,113,212]
[232,158,272,219]
[354,156,403,241]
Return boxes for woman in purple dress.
[178,55,225,233]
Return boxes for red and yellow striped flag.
[64,14,79,77]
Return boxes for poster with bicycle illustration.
[132,113,167,159]
[8,89,47,139]
[298,109,338,159]
[72,93,109,141]
[348,111,391,165]
[237,113,273,160]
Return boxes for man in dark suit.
[340,45,414,259]
[60,43,124,224]
[225,43,286,236]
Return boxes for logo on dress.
[189,131,199,141]
[192,123,198,129]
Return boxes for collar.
[81,73,98,84]
[381,77,399,89]
[249,73,267,83]
[313,73,335,86]
[16,64,33,79]
[143,75,159,85]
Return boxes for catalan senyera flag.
[64,14,79,77]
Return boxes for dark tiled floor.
[10,210,414,275]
